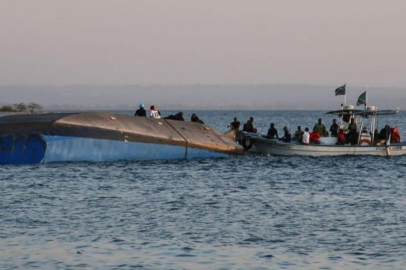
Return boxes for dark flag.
[335,84,346,96]
[357,91,367,106]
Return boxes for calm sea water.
[1,110,406,270]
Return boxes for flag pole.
[344,83,347,107]
[341,83,346,109]
[365,85,368,110]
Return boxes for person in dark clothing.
[330,119,339,137]
[346,118,359,145]
[229,117,241,130]
[165,112,185,121]
[373,125,391,145]
[243,117,256,133]
[174,112,185,121]
[280,127,292,143]
[191,113,204,124]
[379,125,391,141]
[294,126,304,142]
[134,103,146,117]
[267,123,279,139]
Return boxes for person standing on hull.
[150,105,161,119]
[313,118,328,137]
[330,119,339,137]
[229,117,241,130]
[134,103,146,117]
[243,117,257,133]
[267,123,279,139]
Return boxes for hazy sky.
[1,0,406,87]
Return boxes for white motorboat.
[241,106,405,156]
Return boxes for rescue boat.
[239,106,406,156]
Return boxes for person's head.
[351,118,355,123]
[270,123,275,128]
[305,127,309,132]
[297,126,301,131]
[283,126,288,132]
[333,119,337,123]
[192,113,196,118]
[234,117,238,122]
[318,118,322,124]
[249,117,254,123]
[139,103,145,109]
[339,128,344,133]
[150,105,155,110]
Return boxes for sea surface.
[1,110,406,270]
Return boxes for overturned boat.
[240,106,406,156]
[0,112,244,164]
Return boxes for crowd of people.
[134,103,401,145]
[229,116,401,145]
[134,103,204,124]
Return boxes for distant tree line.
[0,102,43,113]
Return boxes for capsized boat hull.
[248,136,406,156]
[0,112,244,164]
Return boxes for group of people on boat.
[229,116,401,146]
[134,103,204,123]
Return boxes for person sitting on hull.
[294,126,304,142]
[267,123,279,139]
[280,127,292,143]
[336,129,346,145]
[243,117,257,133]
[149,105,161,119]
[313,118,328,137]
[191,113,204,124]
[165,112,185,121]
[134,103,146,117]
[229,117,241,130]
[302,127,310,145]
[330,119,339,137]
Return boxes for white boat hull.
[250,137,406,156]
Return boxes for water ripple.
[2,111,406,269]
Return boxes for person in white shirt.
[149,105,161,119]
[302,127,310,144]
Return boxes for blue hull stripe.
[0,134,46,164]
[0,135,228,164]
[42,136,228,163]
